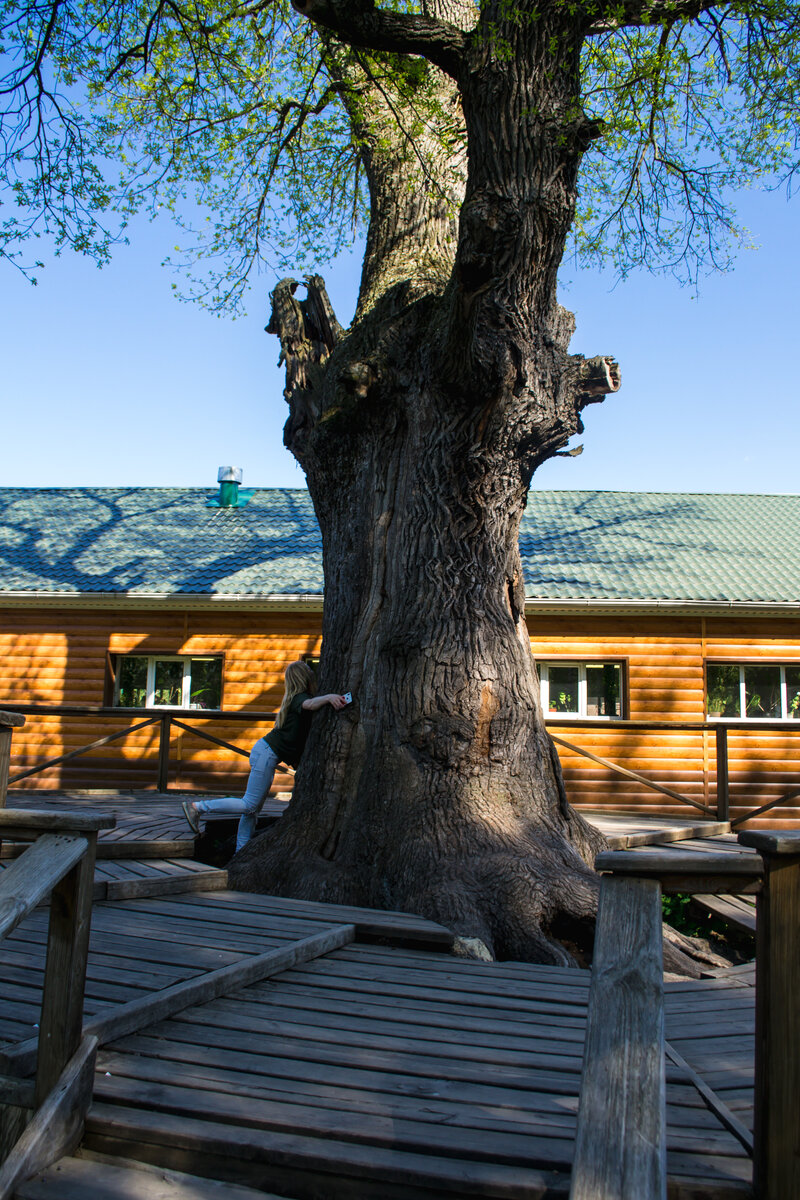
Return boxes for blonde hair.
[273,660,317,729]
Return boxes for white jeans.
[194,738,279,852]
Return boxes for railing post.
[571,873,666,1200]
[715,725,729,822]
[157,715,171,792]
[34,831,98,1107]
[738,831,800,1200]
[0,711,25,809]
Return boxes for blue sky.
[1,185,797,494]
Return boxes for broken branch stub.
[267,275,344,400]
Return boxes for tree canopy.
[2,0,798,307]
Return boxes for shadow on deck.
[1,877,754,1199]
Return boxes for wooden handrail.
[0,1035,97,1200]
[550,732,716,816]
[8,717,160,785]
[0,834,88,941]
[0,808,115,1179]
[585,833,800,1200]
[0,702,278,720]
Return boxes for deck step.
[83,1100,572,1199]
[15,1153,288,1199]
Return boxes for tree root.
[661,922,733,978]
[230,814,728,977]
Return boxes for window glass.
[190,658,223,709]
[586,664,621,717]
[153,659,184,707]
[786,666,800,720]
[547,665,580,713]
[706,664,740,717]
[117,656,148,708]
[744,665,781,719]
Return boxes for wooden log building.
[1,480,799,827]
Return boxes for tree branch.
[290,0,467,78]
[588,0,725,34]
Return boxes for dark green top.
[265,692,312,768]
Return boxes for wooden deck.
[5,788,729,850]
[3,894,754,1198]
[0,792,757,1198]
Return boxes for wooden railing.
[2,704,800,825]
[571,832,800,1200]
[3,703,274,793]
[0,807,114,1196]
[548,717,800,825]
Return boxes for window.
[707,663,800,720]
[114,655,223,709]
[539,662,622,718]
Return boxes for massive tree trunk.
[230,2,621,964]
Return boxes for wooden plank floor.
[0,893,755,1197]
[0,890,454,1054]
[1,794,756,1197]
[77,933,752,1199]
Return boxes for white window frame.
[539,661,623,720]
[114,655,222,710]
[706,663,800,722]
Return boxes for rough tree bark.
[229,1,624,964]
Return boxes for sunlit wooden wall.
[1,604,798,826]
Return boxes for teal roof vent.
[207,466,255,508]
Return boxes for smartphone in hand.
[343,692,352,705]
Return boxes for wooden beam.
[715,725,729,822]
[3,925,356,1078]
[0,1036,97,1200]
[739,831,800,1200]
[0,729,11,811]
[0,1079,34,1110]
[157,715,171,793]
[0,835,88,941]
[663,1041,753,1154]
[104,869,228,902]
[595,847,763,882]
[570,876,666,1200]
[0,811,115,834]
[654,873,762,896]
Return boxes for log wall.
[529,615,800,828]
[0,607,322,794]
[1,606,798,827]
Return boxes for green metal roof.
[0,487,798,608]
